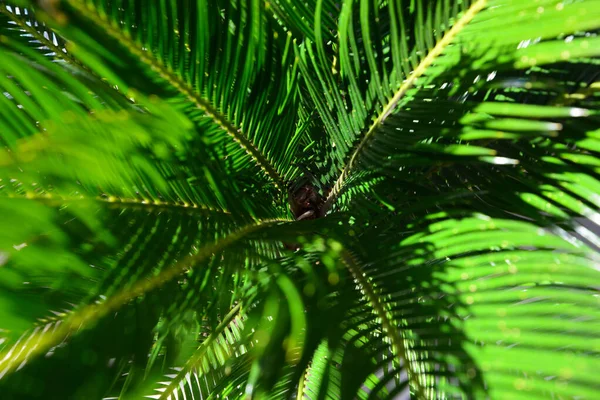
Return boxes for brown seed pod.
[289,183,323,220]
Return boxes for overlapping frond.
[0,23,292,397]
[291,0,600,208]
[1,0,600,399]
[24,0,306,193]
[140,305,247,400]
[0,4,68,59]
[0,216,288,392]
[340,212,600,399]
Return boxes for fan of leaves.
[0,0,599,399]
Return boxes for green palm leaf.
[1,0,600,399]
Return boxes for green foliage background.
[0,0,599,398]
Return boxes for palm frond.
[267,0,338,43]
[0,217,287,380]
[1,0,600,398]
[0,27,290,396]
[25,0,305,193]
[293,0,600,208]
[0,4,68,60]
[341,251,427,398]
[145,304,246,400]
[359,213,600,398]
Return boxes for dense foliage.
[0,0,599,398]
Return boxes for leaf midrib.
[1,192,231,215]
[0,5,136,106]
[323,0,488,212]
[341,250,427,399]
[0,6,79,67]
[158,304,243,400]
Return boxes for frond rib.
[1,192,231,216]
[341,250,427,399]
[0,6,77,65]
[323,0,487,213]
[158,304,242,400]
[65,0,286,192]
[296,367,307,400]
[0,5,135,105]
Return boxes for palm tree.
[0,0,599,398]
